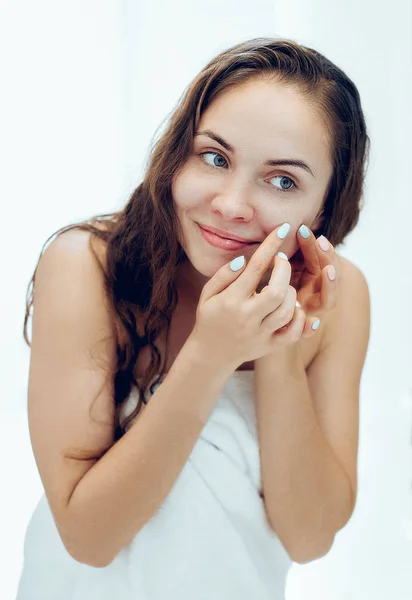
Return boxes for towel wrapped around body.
[17,371,293,600]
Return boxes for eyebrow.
[195,129,315,177]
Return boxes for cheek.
[261,206,319,253]
[172,166,207,211]
[260,220,300,256]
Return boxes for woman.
[17,37,371,599]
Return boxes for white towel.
[17,371,292,599]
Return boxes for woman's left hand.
[289,227,339,330]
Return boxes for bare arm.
[66,338,228,568]
[28,231,232,568]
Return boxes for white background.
[1,0,411,598]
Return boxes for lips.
[198,224,258,243]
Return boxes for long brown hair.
[23,37,370,457]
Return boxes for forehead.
[197,79,332,168]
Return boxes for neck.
[175,261,205,305]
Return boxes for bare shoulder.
[43,225,109,269]
[32,226,116,413]
[40,226,113,319]
[335,253,370,306]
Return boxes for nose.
[210,181,254,220]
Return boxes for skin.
[172,77,335,315]
[168,77,369,539]
[22,78,367,572]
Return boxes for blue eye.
[199,151,297,193]
[200,151,227,168]
[269,175,296,193]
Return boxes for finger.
[200,252,248,303]
[297,224,322,276]
[229,222,291,298]
[255,252,292,316]
[316,235,337,271]
[266,251,292,290]
[262,284,296,332]
[277,300,320,340]
[272,300,306,344]
[319,263,338,310]
[301,315,322,337]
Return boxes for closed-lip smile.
[198,223,259,243]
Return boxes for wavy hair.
[23,37,370,458]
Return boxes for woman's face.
[172,78,334,299]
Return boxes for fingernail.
[296,300,301,307]
[318,235,329,251]
[299,224,310,239]
[230,255,245,271]
[327,265,336,280]
[277,252,288,260]
[277,223,291,239]
[312,319,321,330]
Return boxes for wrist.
[179,332,236,382]
[255,342,302,372]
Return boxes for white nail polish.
[277,223,291,239]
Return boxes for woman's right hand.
[190,223,308,370]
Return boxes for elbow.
[61,532,115,569]
[64,542,111,569]
[265,508,335,565]
[77,553,114,569]
[65,544,114,569]
[289,535,335,565]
